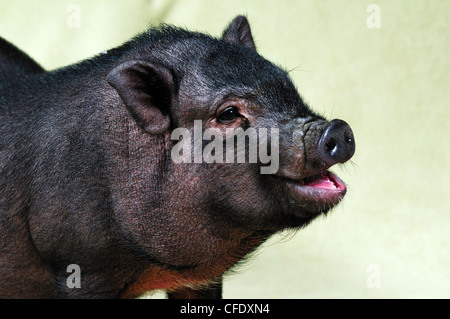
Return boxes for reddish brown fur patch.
[121,233,268,298]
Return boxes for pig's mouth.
[274,171,347,215]
[300,171,345,191]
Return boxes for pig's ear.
[222,15,257,51]
[107,60,174,134]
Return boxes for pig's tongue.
[304,173,342,190]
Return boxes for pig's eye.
[217,106,240,124]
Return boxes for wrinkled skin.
[0,16,354,298]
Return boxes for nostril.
[344,130,353,144]
[325,138,338,157]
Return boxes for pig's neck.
[120,231,270,298]
[103,116,273,297]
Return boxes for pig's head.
[107,16,355,247]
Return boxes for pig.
[0,16,355,299]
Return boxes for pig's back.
[0,37,44,81]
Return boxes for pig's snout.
[318,119,355,166]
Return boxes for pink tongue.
[306,175,337,190]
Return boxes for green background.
[0,0,448,298]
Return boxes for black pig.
[0,16,355,298]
